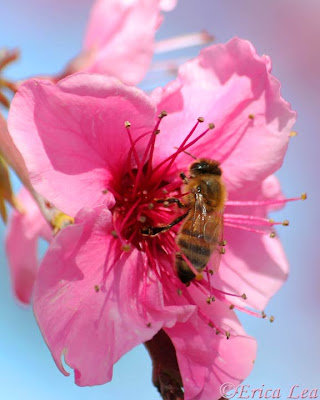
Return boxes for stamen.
[154,31,214,54]
[224,222,273,236]
[226,194,307,207]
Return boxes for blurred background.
[0,0,319,398]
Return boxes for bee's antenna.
[173,147,197,160]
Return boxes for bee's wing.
[203,209,224,275]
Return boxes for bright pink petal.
[34,205,195,386]
[5,188,51,304]
[0,112,31,189]
[152,37,295,192]
[8,73,157,216]
[165,289,257,400]
[67,0,167,85]
[215,175,289,311]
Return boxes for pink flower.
[5,188,51,304]
[8,38,299,399]
[63,0,175,85]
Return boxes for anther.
[177,289,182,296]
[196,273,203,281]
[146,322,152,327]
[158,110,168,119]
[282,220,289,226]
[211,296,215,302]
[226,331,231,340]
[111,230,118,238]
[208,123,215,130]
[197,117,204,123]
[269,232,276,238]
[125,121,131,128]
[155,129,160,135]
[122,244,131,252]
[301,193,307,200]
[269,316,275,323]
[290,130,298,137]
[94,285,100,292]
[206,297,211,304]
[241,293,247,300]
[208,322,214,328]
[219,240,227,246]
[209,269,214,275]
[216,329,220,335]
[248,114,255,120]
[229,304,235,310]
[138,215,147,223]
[219,247,226,254]
[268,218,274,223]
[261,311,267,319]
[102,189,108,194]
[148,203,154,210]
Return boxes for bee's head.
[189,159,222,176]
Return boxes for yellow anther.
[269,232,276,238]
[94,285,100,293]
[138,215,147,223]
[125,121,131,128]
[269,315,275,323]
[282,220,289,226]
[148,203,154,210]
[208,123,215,130]
[229,304,235,310]
[290,130,298,137]
[219,239,227,246]
[195,273,203,281]
[159,111,167,118]
[52,212,74,235]
[241,293,247,300]
[111,230,118,238]
[122,244,131,252]
[219,247,226,254]
[248,114,255,120]
[211,296,216,302]
[226,331,231,340]
[197,117,204,123]
[268,218,274,223]
[206,297,211,304]
[261,311,267,319]
[301,193,307,200]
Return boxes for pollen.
[269,315,275,323]
[124,121,131,128]
[290,130,298,137]
[282,220,289,226]
[94,285,100,292]
[158,110,167,118]
[226,331,231,340]
[269,232,276,238]
[229,304,235,310]
[197,117,204,123]
[248,113,255,120]
[241,293,247,300]
[208,122,215,130]
[301,193,307,200]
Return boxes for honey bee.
[142,159,226,284]
[175,159,226,283]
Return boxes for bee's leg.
[155,198,187,209]
[179,172,189,184]
[141,212,189,236]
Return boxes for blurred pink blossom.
[63,0,176,85]
[8,38,296,399]
[5,188,51,304]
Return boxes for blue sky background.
[0,0,319,399]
